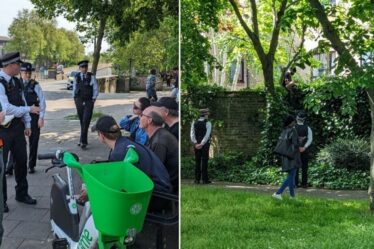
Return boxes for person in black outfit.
[140,106,179,194]
[73,60,99,149]
[20,62,46,174]
[78,115,172,212]
[0,52,40,212]
[152,97,179,140]
[282,67,297,90]
[295,111,313,188]
[190,108,212,184]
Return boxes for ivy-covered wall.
[182,91,266,156]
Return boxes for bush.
[316,138,370,171]
[309,162,370,190]
[181,148,370,190]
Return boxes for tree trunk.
[262,59,275,95]
[307,0,359,71]
[91,15,107,75]
[368,89,374,213]
[307,0,374,211]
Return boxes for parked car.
[67,71,79,90]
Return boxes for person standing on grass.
[295,111,313,188]
[190,108,212,184]
[272,115,301,200]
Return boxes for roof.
[0,36,10,42]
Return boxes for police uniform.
[0,52,37,210]
[190,109,212,184]
[0,101,5,243]
[72,60,99,149]
[21,63,46,173]
[295,112,313,188]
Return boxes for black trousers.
[0,123,29,202]
[295,152,309,186]
[74,98,94,145]
[194,143,210,182]
[28,114,40,169]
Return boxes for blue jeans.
[276,168,296,197]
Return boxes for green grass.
[182,185,374,249]
[65,110,104,121]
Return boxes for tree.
[306,0,374,211]
[32,0,178,74]
[181,0,223,85]
[228,0,292,95]
[110,16,178,74]
[5,9,84,67]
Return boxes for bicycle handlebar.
[38,153,58,160]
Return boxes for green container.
[63,148,154,238]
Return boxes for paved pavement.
[181,180,369,200]
[2,79,170,249]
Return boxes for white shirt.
[0,70,31,128]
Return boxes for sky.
[0,0,108,53]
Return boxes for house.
[0,36,10,56]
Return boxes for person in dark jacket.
[0,52,40,212]
[20,63,46,173]
[190,108,212,184]
[272,115,301,200]
[139,106,179,194]
[152,97,179,140]
[72,60,99,149]
[77,115,172,212]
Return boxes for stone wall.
[183,91,266,157]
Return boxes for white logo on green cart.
[130,203,142,215]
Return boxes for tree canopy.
[5,9,84,67]
[31,0,178,74]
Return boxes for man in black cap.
[0,52,40,211]
[73,60,99,149]
[83,115,172,208]
[295,111,313,188]
[152,97,179,140]
[190,108,212,184]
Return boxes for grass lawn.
[182,185,374,249]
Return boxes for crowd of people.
[0,51,180,246]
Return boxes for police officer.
[0,52,39,212]
[73,60,99,149]
[190,108,212,184]
[21,62,46,173]
[0,103,6,245]
[295,111,313,188]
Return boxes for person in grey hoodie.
[146,69,158,101]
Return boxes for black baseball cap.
[152,97,178,111]
[91,115,120,133]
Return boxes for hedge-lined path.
[181,180,368,200]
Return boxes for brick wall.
[183,91,265,157]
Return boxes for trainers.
[272,193,282,200]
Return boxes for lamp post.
[128,58,133,86]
